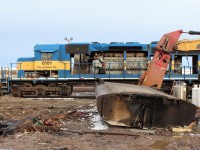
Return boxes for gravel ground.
[0,96,200,150]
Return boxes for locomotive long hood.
[95,82,196,128]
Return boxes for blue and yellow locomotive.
[7,40,200,97]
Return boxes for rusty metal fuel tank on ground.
[95,82,196,128]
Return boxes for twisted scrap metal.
[26,124,60,132]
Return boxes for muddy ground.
[0,96,200,150]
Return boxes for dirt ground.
[0,96,200,150]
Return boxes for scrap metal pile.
[0,108,92,137]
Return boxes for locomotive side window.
[41,52,52,60]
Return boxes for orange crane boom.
[138,30,200,89]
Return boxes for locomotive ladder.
[0,67,9,96]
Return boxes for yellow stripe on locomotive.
[17,61,70,70]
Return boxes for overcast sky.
[0,0,199,66]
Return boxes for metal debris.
[172,127,192,133]
[96,82,196,128]
[26,125,60,132]
[0,113,67,137]
[129,129,156,134]
[172,121,196,132]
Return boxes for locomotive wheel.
[36,88,46,97]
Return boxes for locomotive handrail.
[6,62,200,81]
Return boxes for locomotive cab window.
[41,52,52,60]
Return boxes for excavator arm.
[174,39,200,51]
[138,30,200,89]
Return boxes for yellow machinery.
[175,39,200,51]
